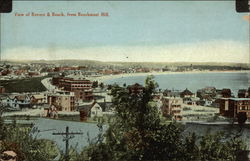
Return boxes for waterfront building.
[48,91,75,111]
[161,96,183,120]
[127,83,144,94]
[2,94,31,109]
[163,89,181,97]
[221,88,232,98]
[203,97,214,107]
[52,74,93,101]
[196,87,216,99]
[90,101,103,118]
[52,75,64,86]
[238,89,249,98]
[219,98,250,118]
[30,94,48,105]
[180,88,195,98]
[45,104,58,118]
[183,97,199,106]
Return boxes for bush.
[78,76,247,161]
[0,118,59,161]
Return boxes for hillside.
[1,59,250,68]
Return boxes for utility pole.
[52,126,83,161]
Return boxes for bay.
[105,72,250,95]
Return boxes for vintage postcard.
[0,1,249,161]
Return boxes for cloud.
[2,40,249,63]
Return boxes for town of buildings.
[0,61,250,123]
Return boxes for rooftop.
[65,73,91,81]
[48,91,75,96]
[181,88,193,95]
[127,83,144,88]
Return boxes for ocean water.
[105,72,250,95]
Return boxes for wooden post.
[52,126,83,161]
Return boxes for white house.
[2,94,31,109]
[204,98,214,107]
[90,102,103,118]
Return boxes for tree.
[92,81,98,88]
[80,76,246,161]
[183,133,200,161]
[83,76,184,161]
[0,115,59,161]
[0,108,7,140]
[107,85,112,90]
[199,132,246,161]
[99,82,104,89]
[237,112,247,126]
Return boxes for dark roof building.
[238,89,248,98]
[127,83,144,94]
[163,89,181,97]
[180,88,194,98]
[219,97,250,118]
[221,88,231,98]
[53,74,93,101]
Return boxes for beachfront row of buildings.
[153,85,249,121]
[121,83,249,121]
[160,95,250,121]
[219,98,250,118]
[1,71,250,121]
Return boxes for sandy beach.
[91,70,250,83]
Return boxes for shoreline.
[91,70,250,83]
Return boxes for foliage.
[0,107,7,140]
[1,76,247,161]
[107,84,112,90]
[0,116,7,140]
[237,112,247,126]
[199,132,246,161]
[0,120,59,161]
[92,81,98,88]
[99,82,104,89]
[77,76,247,161]
[73,143,112,161]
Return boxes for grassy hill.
[0,76,47,93]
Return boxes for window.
[225,101,229,111]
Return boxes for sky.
[1,1,249,63]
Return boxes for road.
[41,77,57,91]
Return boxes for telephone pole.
[52,126,83,161]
